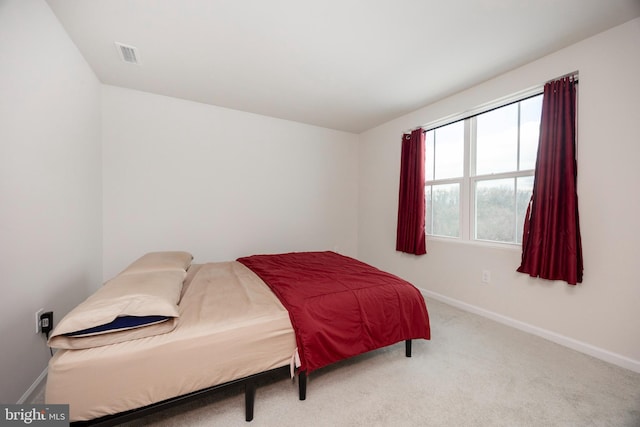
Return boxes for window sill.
[426,235,522,252]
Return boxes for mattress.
[45,261,297,422]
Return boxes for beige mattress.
[45,261,297,421]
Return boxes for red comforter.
[237,251,430,372]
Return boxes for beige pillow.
[48,270,185,349]
[119,251,193,275]
[48,318,178,350]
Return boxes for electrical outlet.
[35,308,44,333]
[40,311,53,335]
[481,270,491,284]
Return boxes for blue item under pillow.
[64,315,169,337]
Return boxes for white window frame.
[424,86,544,246]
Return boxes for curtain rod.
[403,90,543,135]
[547,70,579,84]
[403,71,580,135]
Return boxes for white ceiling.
[46,0,640,133]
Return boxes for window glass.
[432,121,464,180]
[519,95,543,170]
[427,183,459,238]
[516,176,534,243]
[476,104,518,175]
[425,186,432,235]
[424,89,548,245]
[475,178,515,242]
[425,130,435,181]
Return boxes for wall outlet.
[481,270,491,284]
[35,308,44,333]
[40,311,53,335]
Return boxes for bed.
[45,251,430,424]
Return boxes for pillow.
[63,315,170,337]
[48,318,179,350]
[119,251,193,275]
[48,270,185,349]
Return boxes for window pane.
[429,183,459,237]
[476,104,518,175]
[519,95,542,170]
[425,185,432,235]
[425,130,435,181]
[433,121,463,180]
[516,176,534,244]
[475,178,515,243]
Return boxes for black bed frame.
[71,340,413,425]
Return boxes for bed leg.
[245,381,256,422]
[405,339,412,357]
[298,371,307,401]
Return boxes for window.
[425,93,543,244]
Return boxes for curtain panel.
[517,77,583,285]
[396,129,427,255]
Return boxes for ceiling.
[46,0,640,133]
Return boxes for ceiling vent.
[115,42,140,65]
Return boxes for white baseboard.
[421,289,640,374]
[17,367,47,404]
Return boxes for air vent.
[115,42,140,65]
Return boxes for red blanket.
[237,252,430,372]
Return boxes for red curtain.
[396,129,426,255]
[517,77,583,285]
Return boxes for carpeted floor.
[39,299,640,426]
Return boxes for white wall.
[358,18,640,371]
[3,1,636,405]
[0,0,102,403]
[102,86,359,279]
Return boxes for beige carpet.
[44,299,640,426]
